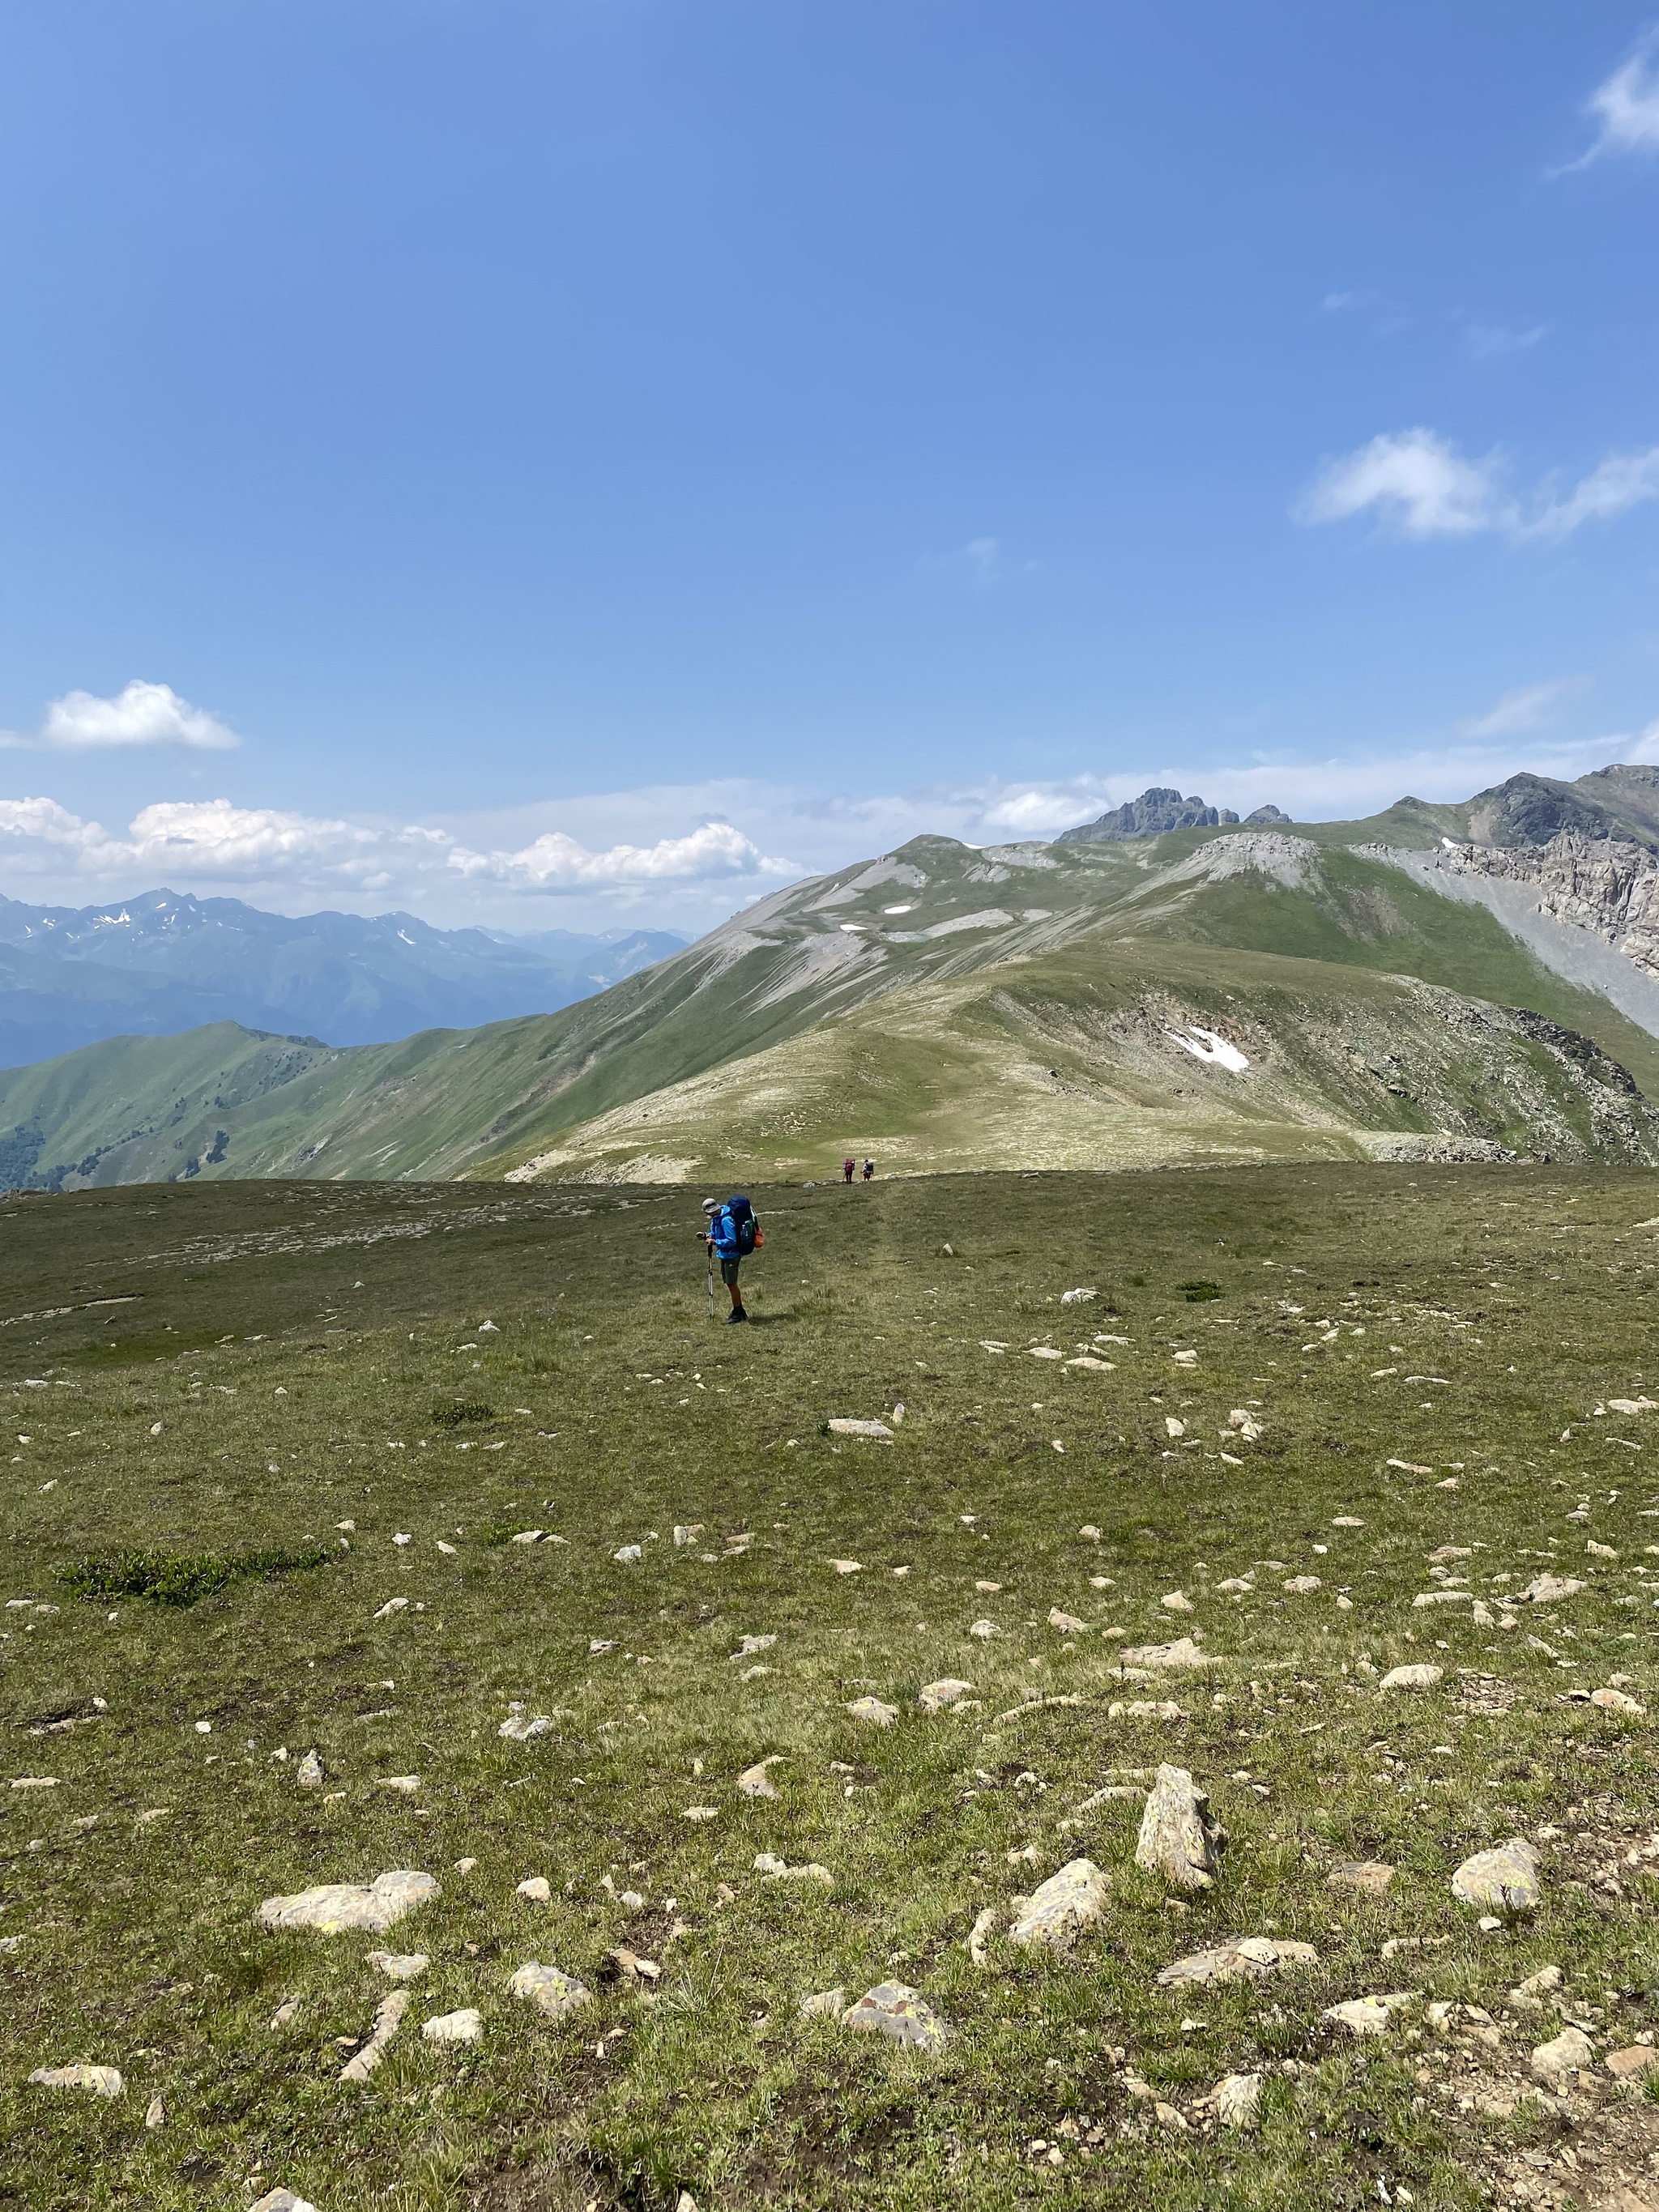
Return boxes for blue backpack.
[727,1193,759,1256]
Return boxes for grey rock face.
[1134,1765,1226,1890]
[510,1962,592,2022]
[841,1981,947,2050]
[28,2063,124,2097]
[1531,2026,1594,2087]
[1057,788,1243,845]
[1158,1935,1319,1988]
[296,1750,324,1789]
[1210,2071,1264,2127]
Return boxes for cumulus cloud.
[38,680,239,751]
[1298,428,1659,542]
[448,819,789,886]
[1563,30,1659,168]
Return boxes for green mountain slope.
[6,825,1659,1188]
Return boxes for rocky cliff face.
[1437,835,1659,982]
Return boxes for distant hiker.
[862,1158,875,1182]
[699,1193,761,1323]
[842,1157,855,1183]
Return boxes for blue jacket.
[706,1204,740,1259]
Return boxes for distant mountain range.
[0,888,684,1066]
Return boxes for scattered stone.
[1009,1859,1111,1951]
[1324,1993,1417,2037]
[510,1962,591,2022]
[1060,1287,1096,1304]
[846,1697,898,1727]
[1120,1637,1211,1670]
[454,1857,478,1875]
[734,1634,776,1657]
[1109,1699,1187,1720]
[1328,1860,1394,1897]
[1591,1686,1646,1715]
[1159,1591,1195,1614]
[1380,1663,1444,1691]
[258,1871,441,1936]
[1531,2026,1594,2088]
[339,1990,410,2082]
[371,1598,407,1622]
[9,1776,60,1791]
[841,1981,946,2050]
[603,1947,661,1987]
[1510,1964,1563,2005]
[1135,1766,1226,1891]
[918,1678,974,1714]
[1333,1515,1365,1528]
[1521,1575,1585,1605]
[829,1559,864,1575]
[737,1758,783,1797]
[754,1853,833,1885]
[499,1711,554,1741]
[143,2095,164,2128]
[1226,1409,1264,1441]
[251,2192,318,2212]
[590,1639,616,1655]
[967,1907,998,1965]
[1386,1459,1433,1476]
[296,1750,324,1790]
[367,1951,428,1981]
[1452,1839,1541,1915]
[968,1620,1001,1641]
[515,1877,552,1903]
[799,1988,846,2017]
[380,1775,420,1796]
[613,1545,643,1565]
[1165,1417,1186,1438]
[1606,2046,1659,2083]
[1173,1350,1197,1366]
[511,1530,544,1546]
[683,1806,719,1822]
[1413,1590,1472,1608]
[269,1997,301,2029]
[28,2064,123,2097]
[1047,1609,1088,1633]
[827,1419,892,1439]
[1282,1575,1322,1595]
[1210,2072,1262,2129]
[1158,1936,1319,1988]
[1588,1540,1619,1560]
[422,2008,483,2045]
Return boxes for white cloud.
[1299,428,1659,543]
[1457,679,1583,739]
[1296,428,1503,538]
[1461,321,1548,363]
[38,680,239,751]
[1565,31,1659,168]
[1524,446,1659,539]
[447,819,791,887]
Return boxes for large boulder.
[1134,1765,1226,1890]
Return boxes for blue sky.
[5,2,1659,927]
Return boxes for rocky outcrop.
[1058,788,1242,845]
[1435,835,1659,983]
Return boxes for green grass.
[2,1168,1658,2210]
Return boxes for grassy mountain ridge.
[6,828,1659,1188]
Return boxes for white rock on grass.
[734,1634,776,1658]
[1008,1859,1111,1952]
[1328,1861,1394,1897]
[510,1962,591,2022]
[613,1545,643,1565]
[28,2064,123,2097]
[296,1750,324,1790]
[968,1620,1002,1641]
[1120,1637,1211,1670]
[799,1988,846,2018]
[1323,1993,1418,2037]
[967,1907,998,1965]
[1226,1410,1264,1442]
[827,1419,892,1440]
[841,1981,947,2050]
[1282,1575,1322,1595]
[1160,1592,1195,1614]
[251,2192,319,2212]
[258,1870,440,1936]
[381,1776,420,1796]
[1210,2072,1262,2129]
[515,1877,552,1903]
[371,1598,407,1622]
[1521,1575,1584,1605]
[1452,1838,1541,1915]
[737,1758,783,1798]
[1135,1766,1226,1891]
[1109,1699,1187,1721]
[367,1951,429,1981]
[846,1697,898,1727]
[499,1710,554,1741]
[339,1990,410,2082]
[1158,1936,1319,1988]
[918,1678,974,1714]
[1531,2026,1595,2088]
[1047,1608,1088,1633]
[753,1853,833,1885]
[10,1776,61,1791]
[422,2008,483,2045]
[1380,1664,1444,1691]
[1591,1687,1646,1715]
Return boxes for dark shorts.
[719,1256,742,1286]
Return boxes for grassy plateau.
[2,1166,1657,2211]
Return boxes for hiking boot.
[727,1306,748,1324]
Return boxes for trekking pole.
[706,1249,714,1319]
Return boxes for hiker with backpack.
[699,1193,761,1323]
[842,1156,855,1183]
